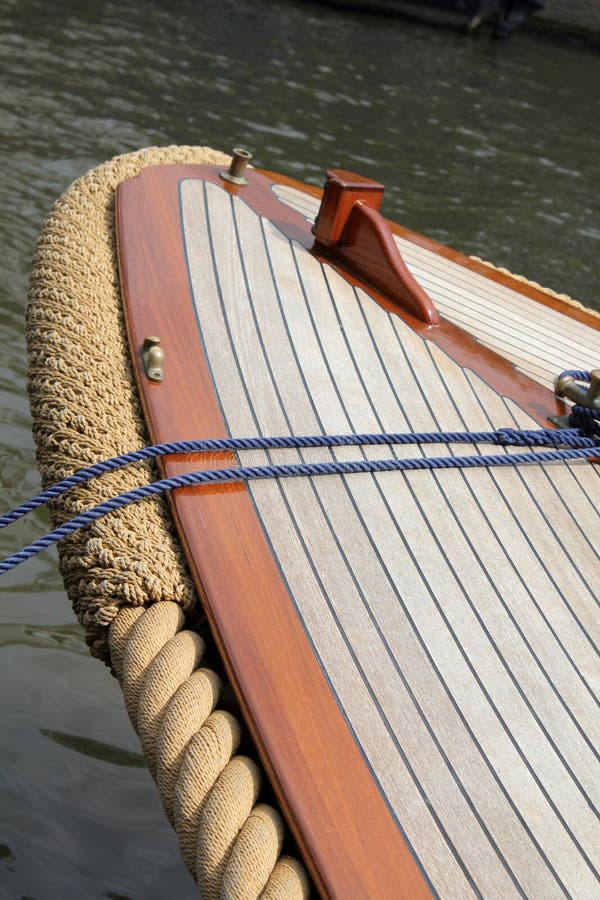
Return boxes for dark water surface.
[0,1,598,897]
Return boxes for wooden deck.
[119,164,600,898]
[273,183,600,391]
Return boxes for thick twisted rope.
[109,600,309,898]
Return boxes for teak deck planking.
[117,163,600,898]
[116,165,430,898]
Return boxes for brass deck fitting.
[142,336,164,382]
[555,369,600,409]
[220,148,253,186]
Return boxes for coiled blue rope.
[1,370,597,575]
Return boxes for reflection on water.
[0,622,87,653]
[0,0,597,896]
[40,730,146,768]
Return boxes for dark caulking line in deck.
[274,186,593,568]
[292,232,580,883]
[191,179,439,895]
[417,291,597,358]
[500,398,600,567]
[417,301,596,370]
[283,233,570,893]
[259,199,537,896]
[304,236,600,888]
[422,292,595,348]
[418,345,600,726]
[342,269,600,791]
[256,210,521,898]
[393,237,599,333]
[276,186,600,884]
[284,242,530,895]
[271,184,319,216]
[249,207,483,898]
[419,294,598,366]
[222,189,450,896]
[420,351,600,773]
[399,256,598,342]
[179,179,596,896]
[178,181,233,443]
[465,367,600,627]
[408,306,600,657]
[314,252,590,883]
[179,177,430,897]
[374,304,599,873]
[454,389,600,759]
[273,184,595,345]
[209,182,456,896]
[420,346,600,868]
[500,393,600,563]
[349,268,599,875]
[423,314,597,381]
[318,255,598,778]
[354,288,597,703]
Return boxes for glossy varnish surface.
[116,164,431,899]
[118,164,600,898]
[273,181,600,392]
[311,169,439,325]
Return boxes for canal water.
[0,1,598,897]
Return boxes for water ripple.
[1,0,598,895]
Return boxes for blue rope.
[561,370,591,382]
[556,370,599,436]
[0,445,597,575]
[1,370,597,574]
[1,426,595,531]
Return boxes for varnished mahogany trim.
[312,168,385,244]
[313,170,439,325]
[116,164,431,899]
[265,169,600,332]
[116,162,598,897]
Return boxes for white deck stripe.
[182,180,600,899]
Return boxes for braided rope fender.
[469,255,599,318]
[27,147,310,897]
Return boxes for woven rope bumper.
[27,146,310,898]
